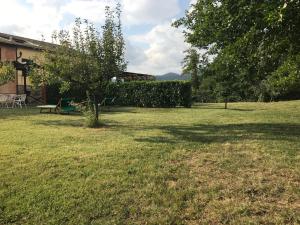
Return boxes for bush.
[0,62,15,86]
[84,109,100,128]
[46,81,192,108]
[106,81,192,108]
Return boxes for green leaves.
[175,0,300,101]
[266,54,300,99]
[29,3,127,123]
[182,49,201,92]
[0,62,15,86]
[106,81,192,108]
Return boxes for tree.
[182,48,200,92]
[31,4,126,127]
[0,62,15,86]
[266,53,300,100]
[174,0,300,103]
[115,2,127,80]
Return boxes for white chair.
[7,94,17,108]
[14,94,27,108]
[0,95,8,108]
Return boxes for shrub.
[84,109,100,128]
[0,62,15,86]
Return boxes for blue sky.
[0,0,193,75]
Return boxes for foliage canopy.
[175,0,300,102]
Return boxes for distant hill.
[156,72,191,81]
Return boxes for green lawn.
[0,101,299,225]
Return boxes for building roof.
[0,32,55,50]
[121,71,155,81]
[0,33,155,80]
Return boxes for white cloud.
[60,0,181,25]
[125,40,147,67]
[189,0,197,5]
[61,0,112,23]
[0,0,62,40]
[0,0,188,75]
[123,0,180,25]
[127,22,189,75]
[0,0,183,37]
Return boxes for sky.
[0,0,194,75]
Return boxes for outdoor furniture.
[0,95,8,108]
[58,98,77,114]
[37,98,76,114]
[6,95,14,108]
[0,94,18,108]
[100,97,116,107]
[37,105,58,113]
[14,94,27,108]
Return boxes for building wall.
[0,43,46,103]
[17,47,47,103]
[17,47,41,62]
[0,81,17,94]
[17,47,42,87]
[0,44,16,61]
[0,44,17,94]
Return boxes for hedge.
[46,81,192,108]
[106,81,192,108]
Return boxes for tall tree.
[174,0,300,102]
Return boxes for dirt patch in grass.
[183,143,300,224]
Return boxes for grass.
[0,101,299,225]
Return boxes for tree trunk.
[94,96,99,121]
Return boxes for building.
[0,32,155,103]
[0,32,50,103]
[120,72,155,82]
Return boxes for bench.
[37,98,77,114]
[37,105,58,113]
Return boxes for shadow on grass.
[0,108,40,119]
[134,123,300,149]
[196,107,256,112]
[33,120,85,127]
[227,108,256,112]
[101,107,138,114]
[33,118,119,128]
[0,108,83,119]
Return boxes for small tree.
[210,46,241,109]
[31,4,126,127]
[182,48,200,92]
[0,62,15,86]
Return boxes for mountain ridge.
[156,72,190,81]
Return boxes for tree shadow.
[101,107,138,114]
[0,108,40,119]
[227,108,256,112]
[33,118,120,128]
[33,120,85,127]
[134,123,300,149]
